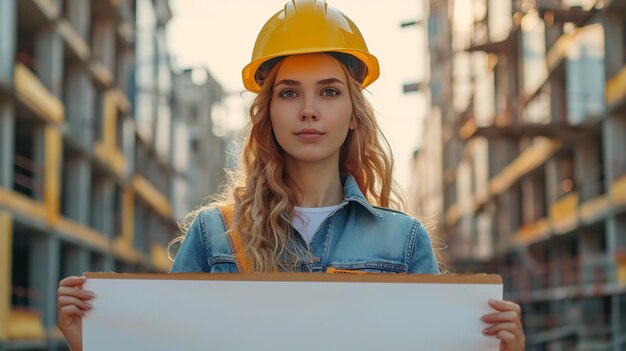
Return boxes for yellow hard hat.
[242,0,380,93]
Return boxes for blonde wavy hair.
[173,53,408,272]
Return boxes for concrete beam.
[14,63,64,124]
[132,175,172,219]
[0,212,12,340]
[489,140,561,196]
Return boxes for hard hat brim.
[242,48,380,93]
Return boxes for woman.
[57,1,525,350]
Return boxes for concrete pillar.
[133,201,146,252]
[579,229,602,286]
[32,126,45,201]
[29,235,60,332]
[0,98,14,189]
[601,31,625,338]
[575,137,602,201]
[0,0,16,85]
[90,177,114,238]
[548,299,567,351]
[102,255,115,272]
[548,245,562,288]
[606,216,626,261]
[495,193,511,252]
[507,34,521,117]
[116,49,134,95]
[603,115,626,186]
[91,19,116,74]
[550,65,568,124]
[64,61,94,150]
[580,297,604,343]
[62,246,89,277]
[510,184,522,232]
[545,158,559,207]
[101,179,114,239]
[605,212,626,331]
[603,11,624,79]
[521,178,534,223]
[610,294,621,351]
[64,0,90,40]
[34,24,64,97]
[63,155,91,225]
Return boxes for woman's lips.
[294,128,324,141]
[295,133,324,141]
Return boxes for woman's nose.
[299,96,318,121]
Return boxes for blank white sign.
[83,273,502,351]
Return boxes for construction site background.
[0,0,625,350]
[408,0,626,350]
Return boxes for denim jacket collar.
[341,173,384,219]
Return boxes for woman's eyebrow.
[274,79,300,87]
[274,78,345,87]
[316,78,345,86]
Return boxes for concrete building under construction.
[0,0,225,349]
[411,0,626,349]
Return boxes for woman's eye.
[279,89,297,98]
[322,88,340,97]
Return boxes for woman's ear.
[349,119,356,130]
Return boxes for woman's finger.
[482,311,521,324]
[483,322,516,335]
[57,286,95,300]
[59,276,86,288]
[489,299,521,315]
[58,295,93,311]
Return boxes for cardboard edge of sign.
[84,272,502,285]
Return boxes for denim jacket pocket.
[326,261,407,274]
[207,255,238,273]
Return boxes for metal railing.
[13,153,43,198]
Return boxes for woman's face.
[269,53,354,166]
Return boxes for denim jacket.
[170,174,439,274]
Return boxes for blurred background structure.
[0,0,625,350]
[409,0,626,350]
[0,0,230,349]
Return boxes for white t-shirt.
[292,204,341,244]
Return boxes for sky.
[167,0,428,189]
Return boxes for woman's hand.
[481,299,525,351]
[57,276,94,351]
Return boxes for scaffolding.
[412,0,626,349]
[0,0,188,349]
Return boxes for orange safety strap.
[217,205,371,275]
[217,204,252,273]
